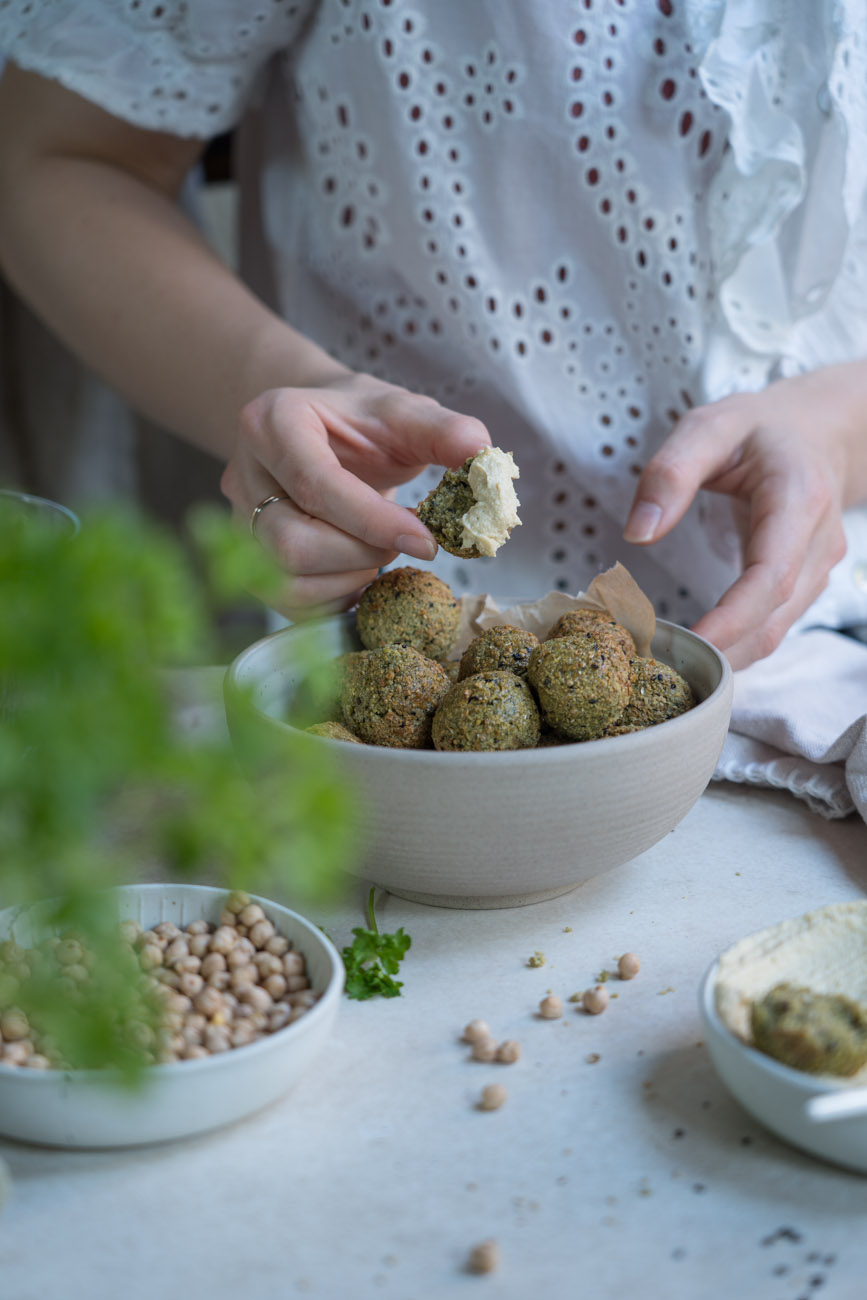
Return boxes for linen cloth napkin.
[713,628,867,821]
[712,507,867,823]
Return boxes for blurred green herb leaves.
[0,500,355,1074]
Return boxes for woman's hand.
[624,361,867,670]
[221,372,491,619]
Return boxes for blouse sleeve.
[0,0,316,138]
[689,0,867,396]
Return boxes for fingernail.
[397,533,437,561]
[623,502,663,543]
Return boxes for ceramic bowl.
[0,883,343,1148]
[224,608,733,909]
[699,957,867,1174]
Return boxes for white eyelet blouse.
[3,0,867,622]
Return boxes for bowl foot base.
[370,881,582,910]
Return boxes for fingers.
[264,573,379,623]
[240,390,438,558]
[623,400,749,544]
[249,493,398,575]
[626,394,849,668]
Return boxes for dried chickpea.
[248,919,276,949]
[185,919,210,936]
[618,952,641,980]
[269,1004,292,1032]
[495,1040,521,1064]
[286,974,310,993]
[208,926,237,955]
[139,943,164,972]
[466,1240,500,1274]
[119,920,141,945]
[264,974,288,1001]
[178,972,204,999]
[182,1044,209,1060]
[254,952,282,978]
[237,985,272,1013]
[194,986,224,1018]
[471,1037,498,1063]
[225,891,251,914]
[55,939,84,967]
[282,951,306,977]
[238,903,266,928]
[2,1041,32,1066]
[582,985,610,1015]
[265,935,290,957]
[200,952,227,981]
[219,910,237,928]
[478,1084,508,1111]
[163,938,190,966]
[174,954,202,975]
[462,1019,491,1044]
[153,922,181,942]
[229,963,258,990]
[204,1026,231,1054]
[287,989,317,1009]
[25,1054,51,1070]
[63,963,89,984]
[187,933,211,958]
[226,945,255,970]
[1,1009,30,1042]
[539,994,563,1020]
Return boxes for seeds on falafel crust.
[545,609,636,659]
[527,631,632,741]
[458,624,540,681]
[340,644,451,748]
[432,670,541,751]
[617,657,695,728]
[355,566,460,660]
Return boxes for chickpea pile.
[0,891,319,1069]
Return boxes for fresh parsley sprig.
[341,888,412,1000]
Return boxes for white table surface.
[3,701,867,1299]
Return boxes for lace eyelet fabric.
[3,0,867,621]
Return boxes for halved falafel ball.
[305,721,363,743]
[545,609,636,658]
[340,644,451,748]
[458,624,540,681]
[355,566,460,660]
[432,670,541,751]
[618,657,695,728]
[416,447,520,558]
[527,631,632,741]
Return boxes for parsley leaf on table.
[340,888,412,1000]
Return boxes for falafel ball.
[751,982,867,1077]
[618,657,695,728]
[546,609,636,658]
[305,721,363,743]
[527,631,632,741]
[355,566,460,660]
[432,670,541,751]
[340,644,451,748]
[458,624,540,681]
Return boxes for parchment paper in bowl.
[451,562,656,659]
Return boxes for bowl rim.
[698,957,850,1098]
[225,613,734,763]
[0,882,345,1082]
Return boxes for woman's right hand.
[221,371,492,619]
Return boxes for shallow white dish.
[0,883,343,1149]
[225,610,733,909]
[699,959,867,1175]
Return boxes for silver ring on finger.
[250,494,291,539]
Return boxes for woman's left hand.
[623,361,867,670]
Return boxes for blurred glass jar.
[0,488,80,537]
